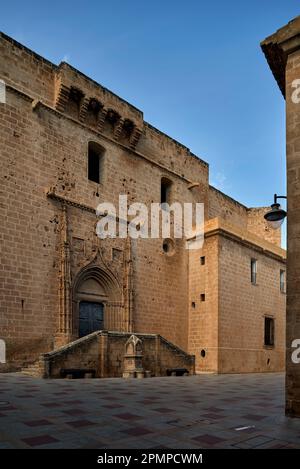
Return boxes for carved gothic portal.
[54,202,134,348]
[73,266,124,338]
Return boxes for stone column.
[261,16,300,416]
[55,203,73,347]
[285,49,300,417]
[123,237,134,332]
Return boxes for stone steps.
[20,360,42,377]
[19,331,196,379]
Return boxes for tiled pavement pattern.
[0,373,300,449]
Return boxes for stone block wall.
[285,47,300,415]
[218,235,285,373]
[208,186,248,229]
[209,187,281,247]
[247,207,281,247]
[188,236,219,373]
[0,31,286,377]
[0,32,208,367]
[188,218,286,373]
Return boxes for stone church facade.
[0,32,286,376]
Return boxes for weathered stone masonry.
[0,32,286,375]
[262,14,300,415]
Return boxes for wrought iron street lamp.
[264,194,287,229]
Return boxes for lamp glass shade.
[264,203,287,230]
[266,218,285,230]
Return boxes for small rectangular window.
[280,270,285,293]
[251,259,257,285]
[200,256,205,265]
[88,150,100,183]
[200,293,205,302]
[264,317,274,347]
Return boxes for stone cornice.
[6,84,34,102]
[46,189,130,225]
[261,15,300,98]
[46,190,96,214]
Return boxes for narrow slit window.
[161,177,172,206]
[88,142,104,184]
[264,317,274,347]
[280,270,285,293]
[251,259,257,285]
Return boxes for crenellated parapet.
[54,63,144,150]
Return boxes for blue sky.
[1,0,297,246]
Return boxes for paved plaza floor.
[0,372,300,449]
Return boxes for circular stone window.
[200,349,206,358]
[162,238,175,256]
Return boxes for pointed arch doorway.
[73,266,124,338]
[76,276,106,338]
